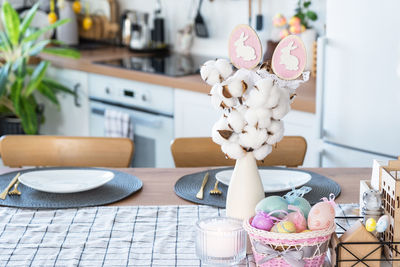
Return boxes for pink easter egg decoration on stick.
[272,35,307,80]
[228,24,262,70]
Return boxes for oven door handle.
[91,107,163,128]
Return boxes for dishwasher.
[88,74,174,167]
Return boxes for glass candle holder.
[195,217,246,266]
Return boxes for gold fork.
[209,180,222,195]
[0,172,20,200]
[8,181,21,196]
[196,172,209,200]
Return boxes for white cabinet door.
[282,110,319,167]
[321,142,396,167]
[39,67,89,136]
[174,89,221,137]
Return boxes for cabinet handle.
[74,83,81,107]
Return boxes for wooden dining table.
[0,167,370,267]
[111,167,372,206]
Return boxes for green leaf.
[42,47,81,59]
[23,18,70,43]
[306,11,318,21]
[19,2,39,37]
[1,1,20,46]
[37,83,59,106]
[42,78,75,95]
[295,13,305,21]
[303,1,311,8]
[29,40,50,56]
[10,77,23,116]
[0,62,10,96]
[0,29,11,52]
[24,61,49,97]
[19,96,38,134]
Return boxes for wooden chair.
[171,136,307,168]
[0,135,134,168]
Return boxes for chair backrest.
[171,136,307,168]
[0,135,134,168]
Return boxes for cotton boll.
[224,77,246,98]
[253,144,273,160]
[211,116,230,145]
[267,120,284,145]
[227,109,246,133]
[244,108,258,127]
[215,59,233,79]
[257,108,273,128]
[245,88,266,108]
[255,78,274,97]
[221,142,245,159]
[232,68,253,89]
[210,84,237,109]
[239,126,268,150]
[203,60,216,67]
[272,97,291,120]
[265,85,281,108]
[205,68,222,86]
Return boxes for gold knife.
[196,172,209,200]
[0,173,21,200]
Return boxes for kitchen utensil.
[196,172,209,199]
[194,0,209,38]
[0,173,20,200]
[255,0,263,30]
[56,0,79,45]
[209,180,222,195]
[248,0,252,26]
[8,181,21,196]
[18,169,115,193]
[215,169,312,193]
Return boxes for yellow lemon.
[83,16,92,30]
[48,12,57,24]
[365,218,377,232]
[72,1,82,14]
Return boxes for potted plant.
[0,1,80,134]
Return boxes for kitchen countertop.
[40,47,316,113]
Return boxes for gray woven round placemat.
[174,167,341,208]
[0,167,142,209]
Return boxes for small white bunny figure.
[279,41,299,71]
[234,32,256,61]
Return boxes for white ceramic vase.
[226,152,265,220]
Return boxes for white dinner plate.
[215,169,312,193]
[18,169,115,193]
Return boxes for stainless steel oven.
[88,74,174,167]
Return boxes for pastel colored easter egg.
[285,210,307,233]
[376,215,389,233]
[289,16,301,26]
[365,218,377,232]
[273,14,287,27]
[272,221,296,233]
[301,229,311,233]
[279,29,289,39]
[228,24,262,70]
[271,35,307,80]
[307,202,335,231]
[255,196,288,217]
[251,211,275,231]
[289,197,311,219]
[289,25,302,34]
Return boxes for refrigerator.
[316,0,400,167]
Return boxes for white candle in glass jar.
[195,217,246,265]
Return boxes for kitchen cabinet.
[174,89,319,167]
[174,89,221,138]
[39,67,90,136]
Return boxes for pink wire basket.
[243,217,336,267]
